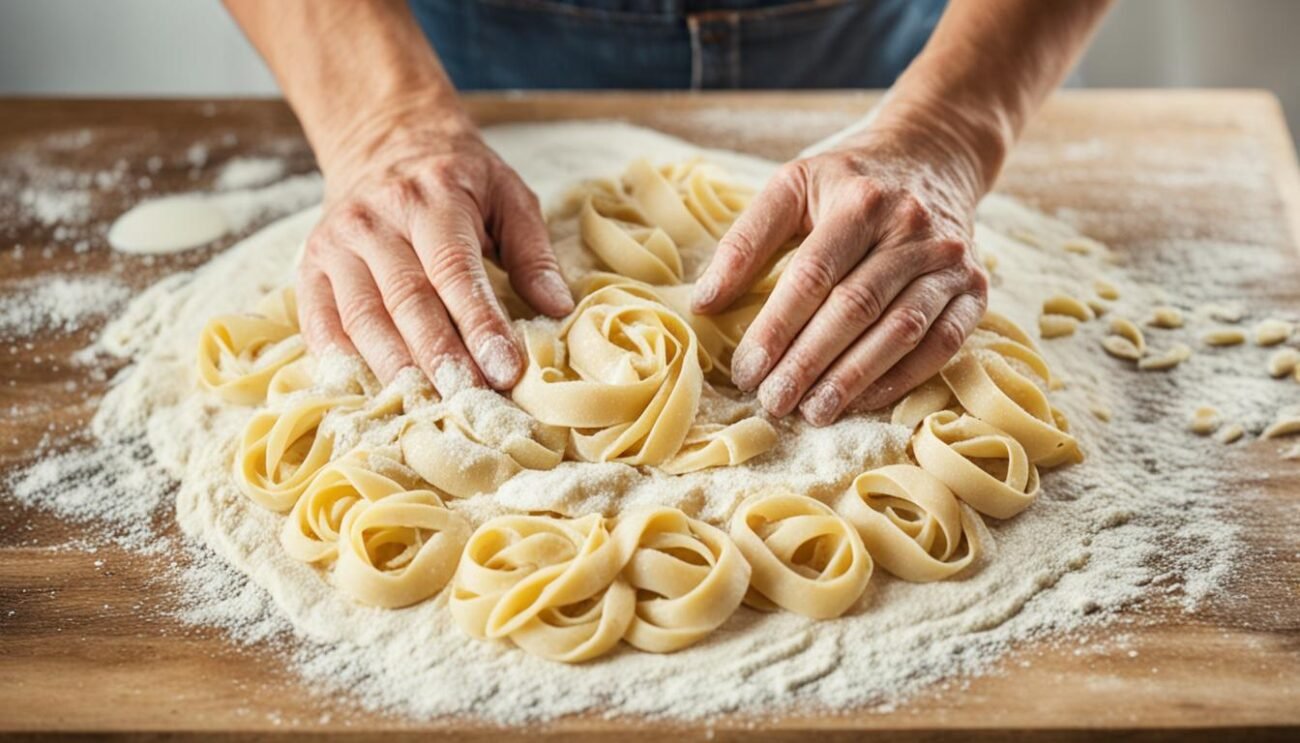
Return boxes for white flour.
[10,121,1293,724]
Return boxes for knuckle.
[719,229,761,271]
[889,305,930,348]
[843,178,880,209]
[380,270,430,318]
[336,202,376,233]
[830,282,883,327]
[895,195,931,233]
[932,238,968,265]
[788,256,838,297]
[964,259,990,296]
[427,244,482,287]
[930,316,968,356]
[381,178,426,209]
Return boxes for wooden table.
[1,91,1298,740]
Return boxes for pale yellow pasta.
[236,395,363,512]
[612,508,750,653]
[1041,293,1094,322]
[580,183,684,285]
[837,464,983,582]
[891,376,955,430]
[729,491,872,619]
[196,313,304,405]
[1093,278,1120,301]
[911,411,1041,519]
[1188,406,1220,436]
[450,513,631,663]
[1108,316,1146,355]
[335,488,470,608]
[281,462,404,564]
[1101,335,1143,361]
[1038,314,1079,339]
[1254,318,1294,347]
[1267,348,1300,378]
[265,356,316,402]
[626,158,751,246]
[1146,306,1184,329]
[1137,343,1192,371]
[512,283,703,467]
[1262,413,1300,439]
[1202,328,1246,347]
[400,404,566,498]
[940,350,1080,467]
[660,418,778,475]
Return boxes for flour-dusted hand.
[297,109,573,393]
[692,126,989,426]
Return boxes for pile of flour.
[14,121,1289,724]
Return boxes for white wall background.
[0,0,1297,138]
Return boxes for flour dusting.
[8,121,1292,725]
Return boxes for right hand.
[296,102,574,394]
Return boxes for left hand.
[690,125,990,426]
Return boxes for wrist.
[861,93,1011,203]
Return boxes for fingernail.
[541,271,574,314]
[692,273,720,311]
[730,343,770,392]
[758,374,800,417]
[800,383,842,427]
[476,335,523,389]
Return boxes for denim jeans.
[408,0,946,91]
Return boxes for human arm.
[691,0,1113,424]
[224,0,573,392]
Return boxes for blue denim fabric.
[408,0,947,91]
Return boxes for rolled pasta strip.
[281,462,405,564]
[580,186,683,285]
[911,411,1040,519]
[729,491,872,619]
[266,356,316,402]
[624,159,749,247]
[837,464,983,582]
[196,313,304,405]
[335,489,470,609]
[235,395,363,512]
[611,508,750,652]
[891,376,955,430]
[660,418,778,475]
[254,286,299,330]
[450,514,629,663]
[400,404,566,498]
[512,283,704,467]
[940,350,1079,466]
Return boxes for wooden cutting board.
[1,91,1298,740]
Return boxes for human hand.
[296,102,573,394]
[691,124,991,426]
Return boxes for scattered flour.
[8,121,1290,725]
[215,156,288,191]
[0,275,131,336]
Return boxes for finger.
[849,291,987,414]
[493,174,574,317]
[755,238,948,416]
[352,227,485,394]
[411,195,524,390]
[326,251,415,384]
[796,268,968,426]
[691,164,804,315]
[729,203,876,392]
[296,264,356,356]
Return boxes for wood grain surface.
[1,91,1298,741]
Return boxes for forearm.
[224,0,473,176]
[864,0,1113,198]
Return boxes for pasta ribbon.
[611,508,750,653]
[911,410,1040,519]
[940,350,1080,467]
[512,283,704,467]
[335,488,470,608]
[660,418,778,475]
[235,395,363,512]
[450,514,630,663]
[197,309,303,405]
[729,491,872,619]
[837,464,983,582]
[400,396,567,498]
[281,462,405,564]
